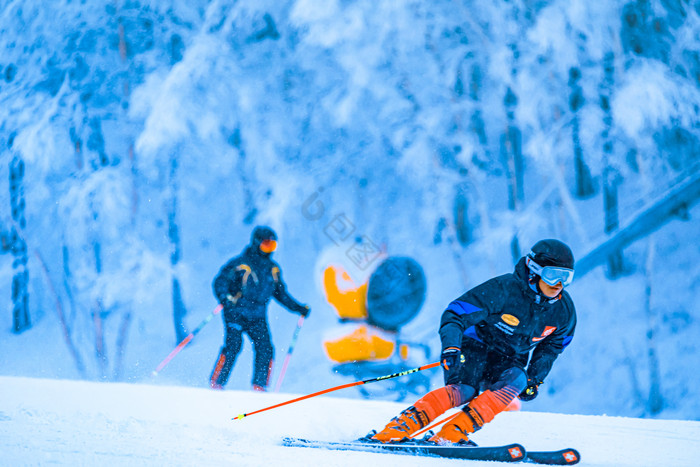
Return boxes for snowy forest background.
[1,0,699,421]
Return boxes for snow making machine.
[322,256,435,401]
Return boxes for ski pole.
[234,361,440,420]
[151,304,223,377]
[411,411,460,438]
[273,315,305,392]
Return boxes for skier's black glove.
[299,305,311,317]
[519,380,541,401]
[220,293,238,306]
[440,347,463,384]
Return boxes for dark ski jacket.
[213,246,307,321]
[439,257,576,383]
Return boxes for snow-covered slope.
[1,376,698,466]
[1,0,699,427]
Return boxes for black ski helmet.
[528,239,574,270]
[251,226,277,246]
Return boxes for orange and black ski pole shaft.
[411,411,460,438]
[151,304,223,377]
[233,361,441,420]
[273,314,305,392]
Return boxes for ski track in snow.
[1,376,699,466]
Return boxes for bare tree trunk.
[603,165,625,275]
[569,67,595,199]
[501,85,524,264]
[93,300,109,380]
[600,52,626,277]
[644,238,663,415]
[229,127,258,224]
[62,245,78,325]
[454,184,471,247]
[622,340,645,415]
[450,62,489,249]
[90,223,109,380]
[114,0,138,223]
[169,153,188,344]
[35,250,86,377]
[468,63,490,162]
[113,311,132,381]
[172,278,188,343]
[9,155,30,333]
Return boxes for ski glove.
[440,347,463,382]
[299,305,311,317]
[221,293,240,306]
[519,380,541,401]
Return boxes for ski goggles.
[260,239,277,253]
[527,258,574,287]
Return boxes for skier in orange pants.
[371,239,577,445]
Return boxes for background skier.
[371,239,577,444]
[210,226,310,391]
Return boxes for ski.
[282,437,526,462]
[526,448,581,465]
[282,437,580,465]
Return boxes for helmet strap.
[528,270,561,304]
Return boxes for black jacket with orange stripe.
[213,245,307,320]
[439,257,577,384]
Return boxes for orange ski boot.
[430,409,481,445]
[372,405,429,442]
